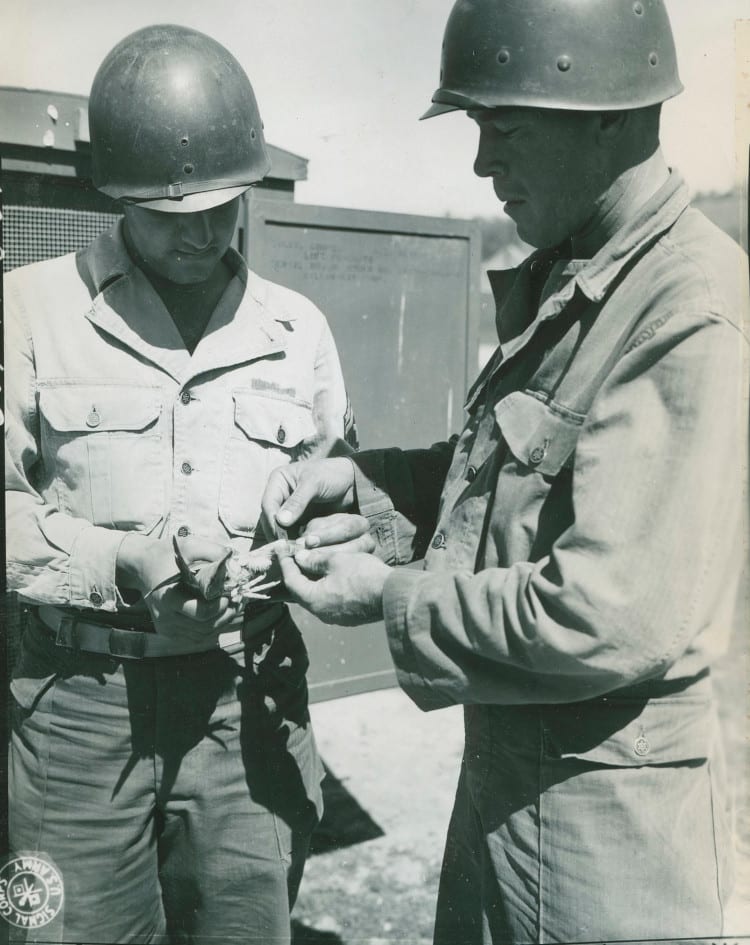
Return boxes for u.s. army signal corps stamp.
[0,855,64,930]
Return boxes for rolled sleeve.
[11,504,129,613]
[352,452,403,565]
[353,443,455,565]
[67,526,131,611]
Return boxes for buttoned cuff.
[352,452,400,565]
[382,568,456,712]
[68,525,131,612]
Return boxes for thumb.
[291,548,332,579]
[295,535,375,577]
[275,477,319,530]
[279,554,314,598]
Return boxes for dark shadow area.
[291,920,344,945]
[309,762,385,855]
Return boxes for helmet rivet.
[496,48,511,65]
[649,52,659,66]
[88,25,270,201]
[557,55,572,72]
[633,2,644,14]
[250,128,257,140]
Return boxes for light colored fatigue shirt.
[354,170,748,718]
[5,221,349,618]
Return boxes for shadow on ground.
[292,920,344,945]
[310,762,385,855]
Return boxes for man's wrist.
[115,533,156,593]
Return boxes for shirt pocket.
[38,383,165,532]
[218,390,317,537]
[493,390,582,477]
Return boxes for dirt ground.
[293,688,464,945]
[292,637,749,945]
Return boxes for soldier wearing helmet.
[5,24,361,945]
[262,1,748,941]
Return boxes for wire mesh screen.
[3,204,120,272]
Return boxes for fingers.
[261,459,356,536]
[259,467,296,540]
[180,594,225,623]
[302,513,370,548]
[278,554,314,600]
[293,535,377,578]
[274,475,323,532]
[156,585,231,624]
[279,550,389,627]
[211,601,246,631]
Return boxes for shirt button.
[181,461,193,475]
[89,590,103,607]
[466,465,477,483]
[180,391,192,405]
[86,408,101,428]
[177,526,190,538]
[529,445,547,466]
[431,532,447,550]
[276,425,286,445]
[634,736,650,757]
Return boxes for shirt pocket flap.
[493,391,581,476]
[39,385,162,433]
[232,391,316,449]
[542,696,715,767]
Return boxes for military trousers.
[9,610,323,945]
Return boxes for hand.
[117,535,243,645]
[260,458,356,540]
[279,546,389,626]
[301,512,372,549]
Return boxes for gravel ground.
[293,636,749,945]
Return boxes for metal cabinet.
[244,197,480,699]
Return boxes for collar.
[573,169,690,303]
[471,171,690,413]
[487,170,690,312]
[81,218,251,295]
[79,221,285,384]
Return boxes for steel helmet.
[89,24,271,212]
[422,0,683,119]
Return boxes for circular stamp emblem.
[0,855,64,931]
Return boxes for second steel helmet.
[89,24,271,212]
[422,0,683,119]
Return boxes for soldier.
[5,24,361,945]
[262,0,748,941]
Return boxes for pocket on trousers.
[11,674,57,714]
[541,696,716,767]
